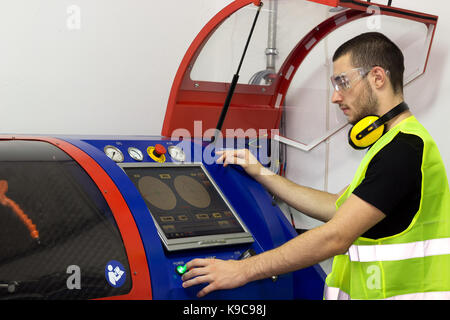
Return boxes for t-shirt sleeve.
[352,133,423,216]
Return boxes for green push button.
[176,264,188,276]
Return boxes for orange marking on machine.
[0,180,40,243]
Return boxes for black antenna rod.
[212,2,264,143]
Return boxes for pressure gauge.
[104,145,124,163]
[128,147,144,161]
[168,145,186,162]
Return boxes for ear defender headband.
[348,102,409,149]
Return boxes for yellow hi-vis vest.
[324,116,450,300]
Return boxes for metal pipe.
[266,0,278,72]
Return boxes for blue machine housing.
[62,136,326,299]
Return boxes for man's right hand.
[215,149,338,223]
[215,149,268,177]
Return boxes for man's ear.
[371,66,389,89]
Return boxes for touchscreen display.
[123,165,246,240]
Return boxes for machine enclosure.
[0,136,325,300]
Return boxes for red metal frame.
[275,1,437,131]
[0,135,152,300]
[308,0,339,6]
[162,0,269,139]
[161,0,438,139]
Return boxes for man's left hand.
[181,258,249,297]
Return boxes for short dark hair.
[333,32,404,95]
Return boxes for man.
[181,32,450,299]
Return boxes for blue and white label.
[105,260,126,288]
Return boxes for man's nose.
[331,89,343,104]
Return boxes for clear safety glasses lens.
[330,68,368,92]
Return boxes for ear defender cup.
[348,102,409,150]
[348,115,385,149]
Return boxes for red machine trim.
[0,135,152,300]
[274,9,369,118]
[307,0,339,7]
[338,0,437,24]
[275,3,437,119]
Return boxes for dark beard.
[349,80,379,125]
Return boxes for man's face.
[331,54,379,125]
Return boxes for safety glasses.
[330,67,371,92]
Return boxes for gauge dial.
[104,145,124,163]
[168,146,186,162]
[128,147,144,161]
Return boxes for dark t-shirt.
[353,132,424,239]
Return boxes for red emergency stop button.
[147,144,167,163]
[153,144,166,157]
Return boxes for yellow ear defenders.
[348,102,409,149]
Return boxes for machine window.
[0,140,131,299]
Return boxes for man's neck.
[379,96,410,131]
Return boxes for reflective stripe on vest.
[347,238,450,262]
[324,285,450,300]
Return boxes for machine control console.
[100,141,185,164]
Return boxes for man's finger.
[216,150,236,165]
[215,154,226,164]
[182,275,211,289]
[185,258,213,269]
[197,283,218,298]
[182,265,210,281]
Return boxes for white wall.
[1,0,449,273]
[0,0,229,135]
